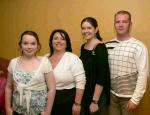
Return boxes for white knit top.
[49,52,86,90]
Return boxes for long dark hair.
[81,17,102,41]
[49,29,72,56]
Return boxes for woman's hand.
[6,107,13,115]
[41,111,49,115]
[72,103,81,115]
[89,102,99,113]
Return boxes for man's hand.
[127,100,137,112]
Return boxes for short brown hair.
[114,10,131,21]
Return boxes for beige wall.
[0,0,150,114]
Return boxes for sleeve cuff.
[130,98,139,105]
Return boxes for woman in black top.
[80,17,110,115]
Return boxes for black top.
[80,43,110,107]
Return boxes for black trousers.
[51,88,75,115]
[81,105,108,115]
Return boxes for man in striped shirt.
[106,10,149,115]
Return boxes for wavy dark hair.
[49,29,72,56]
[81,17,102,41]
[18,30,41,54]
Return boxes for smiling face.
[21,34,38,57]
[52,32,67,53]
[81,21,97,40]
[114,13,132,38]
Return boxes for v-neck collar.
[51,52,66,71]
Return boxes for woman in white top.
[5,30,56,115]
[48,29,86,115]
